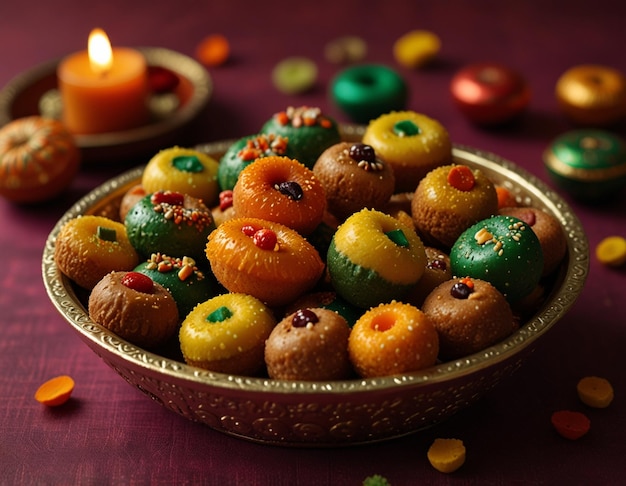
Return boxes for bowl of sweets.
[42,110,588,447]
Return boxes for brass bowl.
[42,127,589,447]
[0,48,211,163]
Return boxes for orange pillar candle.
[57,29,149,134]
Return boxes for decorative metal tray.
[42,129,589,446]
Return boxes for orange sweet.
[205,217,325,307]
[348,301,439,378]
[232,156,326,235]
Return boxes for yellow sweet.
[595,235,626,267]
[179,293,276,375]
[427,438,466,473]
[577,376,614,408]
[142,146,220,205]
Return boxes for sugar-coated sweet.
[218,133,293,191]
[363,111,452,193]
[89,271,179,349]
[422,277,516,360]
[412,164,498,249]
[179,293,276,375]
[133,253,220,319]
[265,308,352,381]
[142,146,220,205]
[125,190,216,261]
[260,106,341,168]
[205,217,325,307]
[327,209,427,309]
[232,155,326,235]
[54,215,139,289]
[313,142,395,221]
[450,215,544,303]
[348,301,439,378]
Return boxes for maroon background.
[1,1,625,484]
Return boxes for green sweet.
[217,133,296,191]
[125,193,216,262]
[260,106,341,169]
[134,258,220,319]
[450,215,544,303]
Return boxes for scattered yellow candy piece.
[427,438,466,473]
[577,376,614,408]
[393,30,441,69]
[595,236,626,267]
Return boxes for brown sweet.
[88,271,179,349]
[54,215,139,289]
[422,277,517,360]
[499,206,567,276]
[119,184,146,222]
[313,142,395,220]
[265,308,352,380]
[412,164,498,249]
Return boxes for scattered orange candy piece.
[34,375,75,406]
[577,376,614,408]
[427,438,466,473]
[196,34,230,67]
[551,410,590,440]
[447,165,475,191]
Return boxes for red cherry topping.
[241,224,259,237]
[219,190,234,211]
[151,190,185,206]
[121,272,154,293]
[252,228,278,250]
[447,165,475,191]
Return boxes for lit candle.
[57,29,149,134]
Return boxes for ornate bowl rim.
[42,132,589,398]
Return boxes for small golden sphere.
[556,64,626,126]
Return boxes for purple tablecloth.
[2,1,625,484]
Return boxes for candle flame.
[88,28,113,75]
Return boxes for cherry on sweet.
[121,272,154,293]
[450,282,473,299]
[252,228,278,250]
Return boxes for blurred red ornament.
[450,63,530,125]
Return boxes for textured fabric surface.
[1,1,625,484]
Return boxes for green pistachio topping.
[172,155,204,173]
[96,226,117,242]
[385,228,410,248]
[206,306,233,323]
[393,120,420,137]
